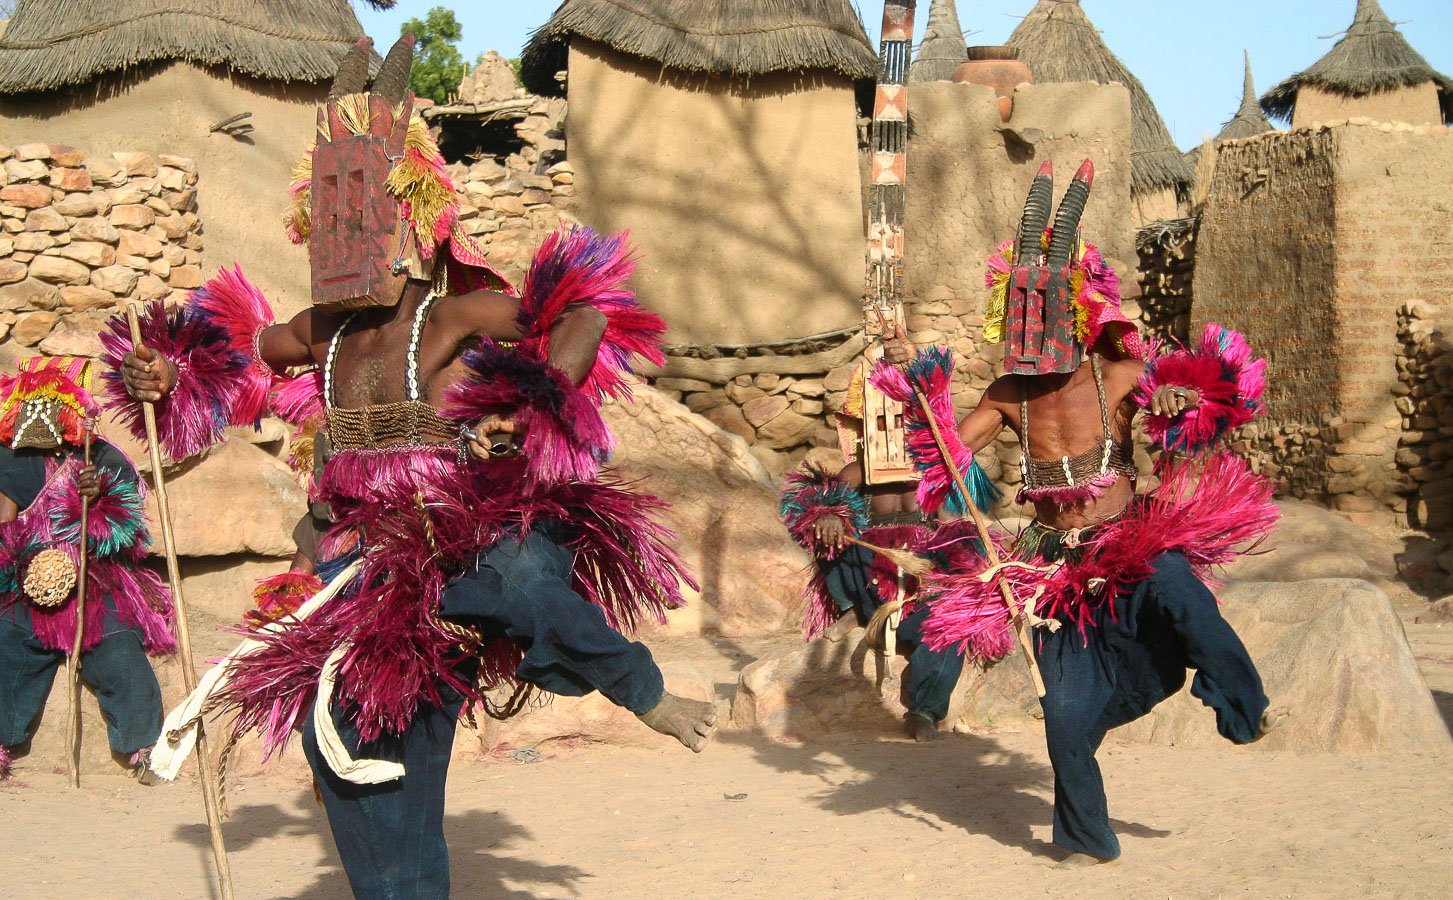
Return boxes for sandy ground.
[3,516,1451,899]
[2,727,1451,899]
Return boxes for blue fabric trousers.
[1035,551,1268,860]
[0,614,162,755]
[304,525,667,900]
[822,545,966,723]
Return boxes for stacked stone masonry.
[1135,217,1196,344]
[0,145,201,358]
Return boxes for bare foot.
[638,692,719,752]
[822,613,860,643]
[904,712,939,743]
[1049,852,1119,869]
[1251,704,1291,743]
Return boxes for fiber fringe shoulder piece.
[870,347,1002,516]
[780,464,869,560]
[443,341,612,486]
[189,264,277,427]
[1134,323,1266,454]
[517,225,666,403]
[100,268,282,460]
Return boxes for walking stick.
[65,428,93,789]
[912,387,1046,697]
[127,306,236,900]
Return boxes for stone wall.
[1194,121,1453,522]
[0,144,199,361]
[1395,301,1453,530]
[0,64,328,322]
[1135,217,1196,343]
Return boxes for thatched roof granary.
[519,0,878,345]
[909,0,968,84]
[0,0,389,95]
[1006,0,1192,210]
[1261,0,1451,126]
[1185,52,1274,193]
[520,0,878,96]
[1218,52,1275,142]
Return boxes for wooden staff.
[912,387,1046,697]
[65,428,93,788]
[127,306,236,900]
[869,302,1046,697]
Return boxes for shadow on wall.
[567,42,866,346]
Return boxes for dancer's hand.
[880,322,915,367]
[468,415,521,461]
[122,344,177,402]
[76,464,100,500]
[1150,385,1199,417]
[814,514,847,550]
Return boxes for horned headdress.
[984,159,1140,375]
[285,35,513,311]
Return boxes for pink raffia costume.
[872,160,1279,861]
[0,357,173,777]
[98,36,698,895]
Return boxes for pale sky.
[357,1,1453,151]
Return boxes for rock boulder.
[605,388,808,636]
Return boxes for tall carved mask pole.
[860,0,918,485]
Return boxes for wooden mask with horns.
[1003,159,1095,376]
[308,34,418,311]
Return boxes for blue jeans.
[304,525,667,899]
[822,545,966,723]
[1036,551,1268,860]
[0,614,162,755]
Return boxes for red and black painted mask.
[1002,159,1096,376]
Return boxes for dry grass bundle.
[0,0,376,94]
[521,0,877,96]
[1260,0,1451,124]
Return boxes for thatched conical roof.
[0,0,386,95]
[1185,52,1275,171]
[1261,0,1452,124]
[1218,51,1274,141]
[1007,0,1193,198]
[520,0,877,96]
[909,0,968,83]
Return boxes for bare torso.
[960,354,1145,530]
[255,281,604,414]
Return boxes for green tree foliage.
[402,7,465,104]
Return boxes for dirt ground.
[3,617,1451,900]
[2,723,1451,899]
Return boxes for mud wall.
[565,40,866,345]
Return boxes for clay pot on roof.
[952,46,1032,121]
